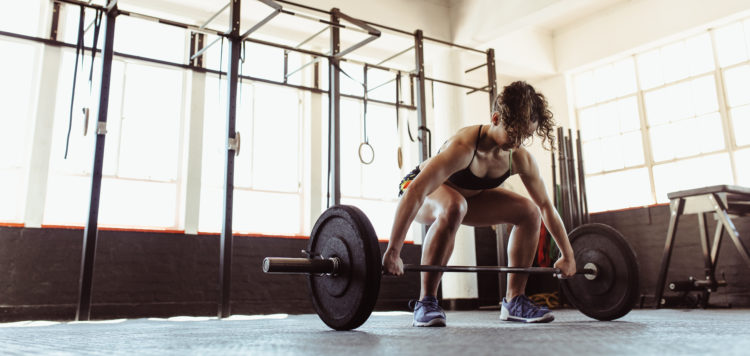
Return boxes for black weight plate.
[559,223,639,321]
[308,205,382,330]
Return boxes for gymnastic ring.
[358,142,374,165]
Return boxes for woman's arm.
[514,147,577,277]
[383,139,474,275]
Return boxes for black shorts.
[398,165,421,197]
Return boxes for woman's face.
[491,112,538,150]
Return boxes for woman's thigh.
[461,188,538,227]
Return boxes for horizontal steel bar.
[244,36,330,58]
[424,76,488,92]
[464,62,486,74]
[54,0,104,10]
[117,9,225,36]
[423,35,485,54]
[199,1,230,30]
[0,29,416,111]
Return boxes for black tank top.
[445,125,512,190]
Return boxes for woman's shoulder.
[438,125,480,152]
[452,124,482,145]
[511,146,537,174]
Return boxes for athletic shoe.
[409,296,447,327]
[500,294,555,323]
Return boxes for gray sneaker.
[409,296,447,327]
[500,295,554,323]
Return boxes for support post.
[218,0,242,319]
[76,2,118,321]
[486,48,497,111]
[413,30,428,162]
[327,8,341,208]
[654,197,685,308]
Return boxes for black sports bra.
[445,125,512,190]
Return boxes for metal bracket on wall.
[96,121,107,135]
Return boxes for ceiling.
[105,0,629,79]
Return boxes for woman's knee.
[437,195,467,229]
[519,199,541,226]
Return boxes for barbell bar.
[263,258,598,278]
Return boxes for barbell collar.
[263,257,339,275]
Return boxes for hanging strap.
[64,5,86,159]
[87,10,103,89]
[82,9,103,136]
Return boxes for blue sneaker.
[409,296,446,327]
[500,295,554,323]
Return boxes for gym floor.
[2,308,748,355]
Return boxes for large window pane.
[361,104,400,199]
[731,105,750,146]
[574,71,596,107]
[652,154,733,203]
[691,75,718,115]
[586,168,651,212]
[252,84,300,192]
[233,191,300,235]
[0,39,37,220]
[118,63,183,181]
[686,34,715,76]
[340,99,363,197]
[715,22,748,67]
[637,49,662,90]
[99,179,177,228]
[341,197,399,241]
[114,16,186,64]
[723,65,750,107]
[736,148,750,186]
[0,0,42,37]
[661,41,690,83]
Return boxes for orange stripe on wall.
[2,223,412,244]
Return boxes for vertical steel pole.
[486,48,497,110]
[76,3,117,322]
[218,0,241,319]
[327,8,341,208]
[413,30,428,162]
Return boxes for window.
[339,98,403,240]
[0,39,40,222]
[199,77,303,235]
[573,23,749,210]
[44,52,185,228]
[0,0,42,37]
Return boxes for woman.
[382,81,577,327]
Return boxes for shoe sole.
[499,308,554,323]
[412,318,446,327]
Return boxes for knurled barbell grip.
[403,264,596,275]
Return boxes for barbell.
[262,205,640,330]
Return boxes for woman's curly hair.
[494,81,556,151]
